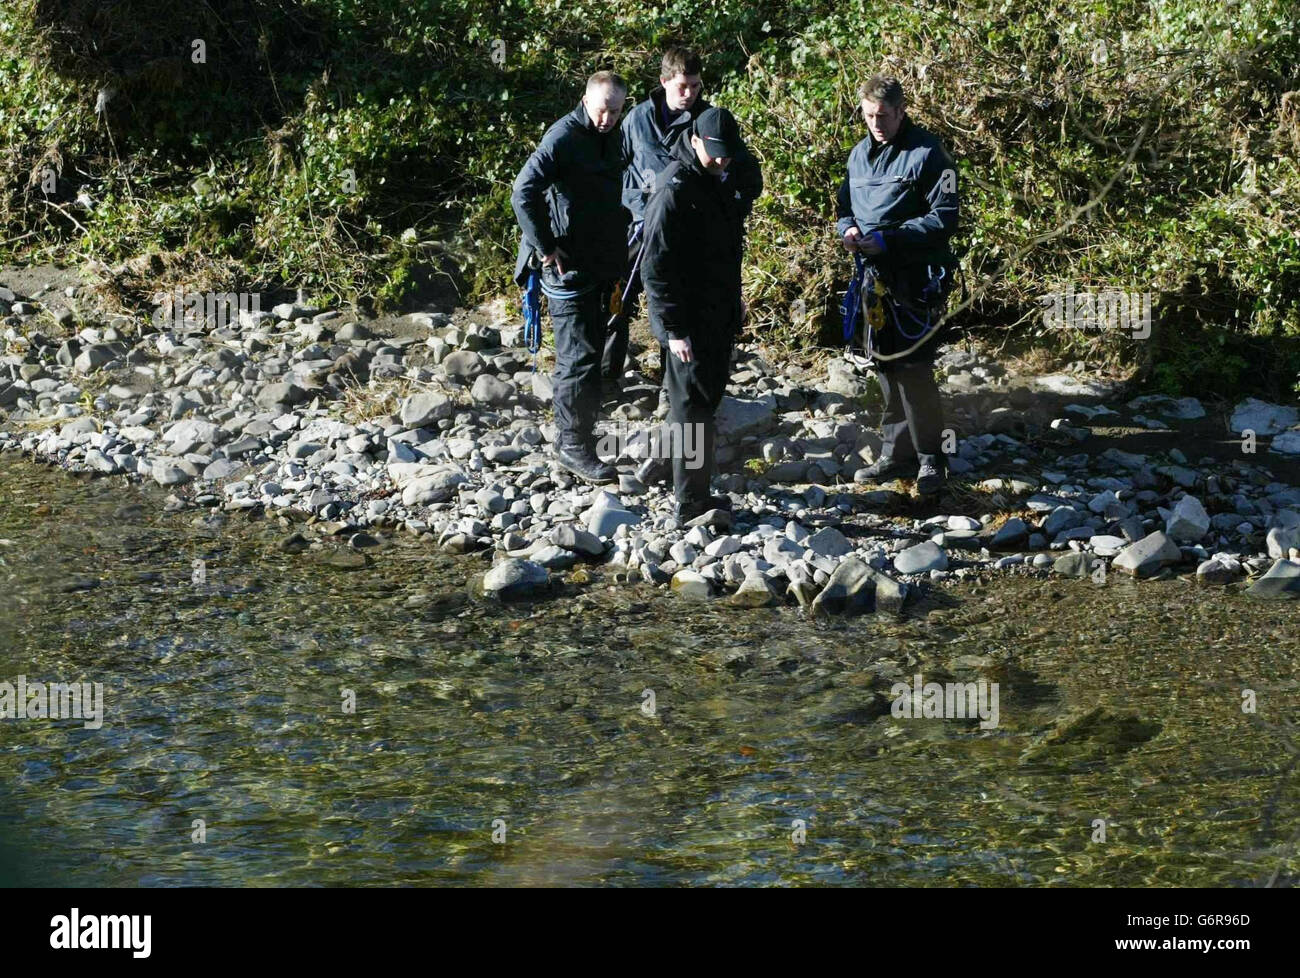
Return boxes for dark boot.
[555,440,616,484]
[855,453,915,483]
[916,456,946,495]
[674,494,733,522]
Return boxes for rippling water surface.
[1,453,1296,886]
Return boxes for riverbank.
[6,267,1300,611]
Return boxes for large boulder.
[1229,398,1298,436]
[810,557,906,616]
[1165,494,1210,543]
[1112,531,1183,577]
[399,391,452,428]
[401,469,469,507]
[893,541,948,575]
[1245,558,1300,599]
[481,558,550,599]
[714,394,777,443]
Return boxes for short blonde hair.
[587,71,628,98]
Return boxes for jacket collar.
[867,114,913,154]
[570,101,615,135]
[650,87,710,136]
[675,130,720,180]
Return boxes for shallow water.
[0,451,1297,886]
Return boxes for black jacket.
[640,134,746,345]
[835,116,958,269]
[621,87,763,224]
[511,102,629,291]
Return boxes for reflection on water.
[0,453,1297,886]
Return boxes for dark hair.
[587,70,628,97]
[660,47,702,81]
[858,75,905,107]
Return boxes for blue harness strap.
[522,267,542,372]
[841,253,868,348]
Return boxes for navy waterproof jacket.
[621,87,763,224]
[511,103,630,292]
[835,116,958,267]
[640,134,747,346]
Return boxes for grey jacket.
[835,116,958,266]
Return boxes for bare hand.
[740,299,749,324]
[543,247,569,276]
[842,227,862,252]
[669,337,693,363]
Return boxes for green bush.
[0,0,1297,397]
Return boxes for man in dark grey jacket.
[836,75,959,496]
[619,47,762,484]
[511,71,631,484]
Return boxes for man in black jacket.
[836,75,959,496]
[621,48,762,485]
[511,71,630,484]
[640,107,752,521]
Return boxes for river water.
[1,451,1296,886]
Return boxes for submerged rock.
[482,558,550,599]
[1245,558,1300,599]
[671,569,712,600]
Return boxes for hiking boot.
[554,442,617,484]
[635,456,670,486]
[854,453,914,483]
[674,494,733,523]
[916,460,945,495]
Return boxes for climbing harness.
[854,261,958,364]
[521,264,543,372]
[841,253,868,353]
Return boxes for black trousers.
[662,330,734,506]
[548,284,614,447]
[876,348,945,470]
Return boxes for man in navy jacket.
[620,47,762,484]
[511,71,631,484]
[836,75,959,496]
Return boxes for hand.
[740,298,749,325]
[859,230,886,256]
[842,227,863,252]
[542,247,569,276]
[669,336,693,363]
